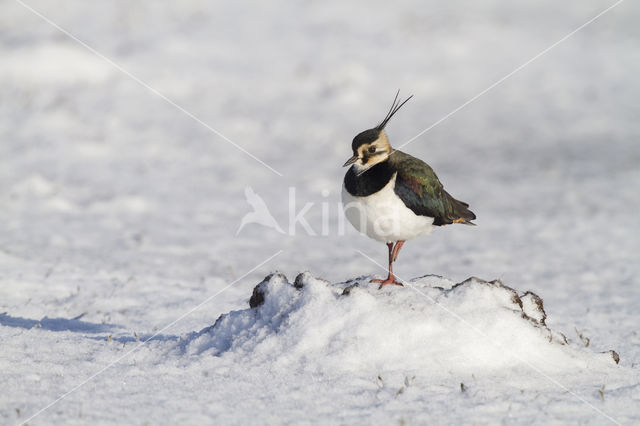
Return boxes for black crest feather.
[376,90,413,130]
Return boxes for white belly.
[341,173,435,243]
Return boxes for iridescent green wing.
[389,151,475,226]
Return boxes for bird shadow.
[0,312,181,345]
[0,312,121,333]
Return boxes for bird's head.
[342,128,392,170]
[343,91,413,171]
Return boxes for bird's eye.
[368,146,377,154]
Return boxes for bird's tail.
[448,192,476,226]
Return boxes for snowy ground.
[1,0,639,424]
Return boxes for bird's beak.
[343,155,358,167]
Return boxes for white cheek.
[352,162,368,173]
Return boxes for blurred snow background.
[1,0,639,424]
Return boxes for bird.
[342,92,476,288]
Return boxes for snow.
[1,0,640,424]
[0,43,112,85]
[189,273,617,376]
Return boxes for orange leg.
[371,241,405,289]
[391,240,405,262]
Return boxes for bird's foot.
[371,277,404,289]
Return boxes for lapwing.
[342,92,476,288]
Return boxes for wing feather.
[389,151,476,226]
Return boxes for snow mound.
[187,273,619,377]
